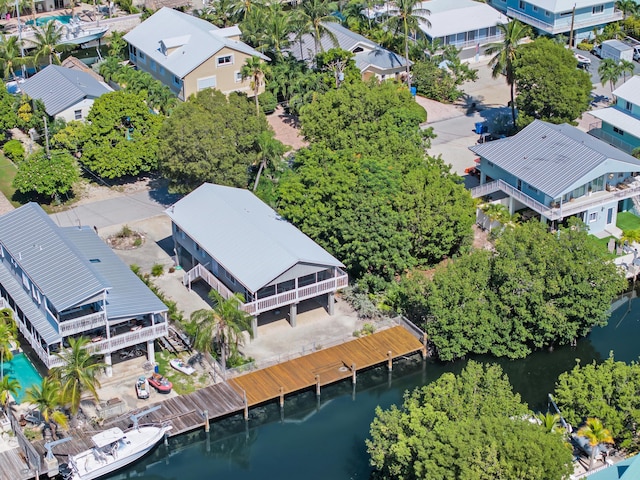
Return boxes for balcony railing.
[187,263,349,317]
[59,311,107,336]
[506,7,623,34]
[588,128,636,154]
[471,178,640,221]
[86,323,168,356]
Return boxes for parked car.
[634,46,640,62]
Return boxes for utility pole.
[15,0,26,78]
[568,3,576,48]
[42,116,50,159]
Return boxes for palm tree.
[253,131,286,191]
[50,337,106,422]
[537,412,563,434]
[598,58,622,92]
[577,418,614,471]
[199,0,237,27]
[241,55,270,116]
[296,0,341,54]
[0,35,25,80]
[619,59,635,83]
[25,377,69,434]
[485,20,530,126]
[31,21,71,66]
[0,308,17,380]
[189,290,254,372]
[481,203,510,233]
[0,375,20,412]
[384,0,430,89]
[616,0,639,19]
[259,1,295,59]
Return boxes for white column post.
[104,352,113,377]
[147,339,155,362]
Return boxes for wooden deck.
[229,326,424,407]
[0,448,34,480]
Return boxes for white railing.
[588,128,636,154]
[243,270,349,316]
[59,311,107,336]
[183,264,236,300]
[444,33,504,50]
[87,323,168,355]
[506,7,623,34]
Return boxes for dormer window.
[217,55,233,66]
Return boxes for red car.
[148,373,172,393]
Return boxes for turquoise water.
[108,293,640,479]
[1,353,42,403]
[25,15,72,26]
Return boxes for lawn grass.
[0,153,18,207]
[617,212,640,232]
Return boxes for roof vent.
[541,135,547,139]
[89,258,101,263]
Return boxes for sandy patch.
[266,106,309,151]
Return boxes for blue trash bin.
[475,122,485,134]
[154,365,159,373]
[410,86,417,97]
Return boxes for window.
[173,75,181,86]
[160,66,165,75]
[592,5,604,14]
[625,101,632,111]
[533,5,538,11]
[217,54,233,66]
[139,51,146,60]
[545,10,550,17]
[234,71,243,83]
[519,0,525,9]
[197,75,217,91]
[130,45,137,56]
[22,272,29,289]
[74,109,82,120]
[588,212,597,223]
[613,126,625,135]
[528,185,538,193]
[150,59,156,71]
[224,269,236,285]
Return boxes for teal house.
[469,120,640,236]
[585,454,640,479]
[590,76,640,155]
[487,0,622,42]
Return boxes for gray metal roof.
[613,75,640,106]
[123,8,268,79]
[0,260,60,345]
[470,120,640,198]
[19,65,112,117]
[165,184,344,293]
[0,203,109,312]
[287,22,409,71]
[60,227,167,320]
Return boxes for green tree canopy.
[367,361,573,480]
[80,91,163,179]
[554,354,640,451]
[513,37,592,128]
[13,149,79,198]
[158,89,271,193]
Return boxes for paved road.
[49,188,181,229]
[574,47,640,98]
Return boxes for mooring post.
[203,409,209,433]
[351,363,356,385]
[243,390,249,421]
[387,350,393,371]
[315,374,321,396]
[422,333,428,359]
[279,386,285,408]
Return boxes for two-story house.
[0,203,168,377]
[589,76,640,155]
[488,0,622,43]
[286,22,410,82]
[469,120,640,236]
[123,8,269,101]
[166,184,348,338]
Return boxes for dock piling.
[351,363,356,385]
[279,386,284,408]
[243,391,249,421]
[315,374,321,396]
[387,351,392,371]
[203,409,210,433]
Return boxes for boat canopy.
[92,427,125,448]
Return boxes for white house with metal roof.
[589,76,640,155]
[416,0,510,61]
[18,65,113,122]
[123,8,269,101]
[286,22,410,82]
[0,203,168,377]
[166,184,348,337]
[469,120,640,235]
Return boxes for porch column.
[480,171,487,184]
[251,316,258,339]
[104,352,113,378]
[289,303,297,327]
[327,292,335,316]
[147,339,155,363]
[508,196,515,215]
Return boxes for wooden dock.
[0,448,35,480]
[30,325,424,470]
[229,326,424,407]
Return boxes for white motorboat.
[135,376,150,400]
[574,52,592,68]
[60,423,171,480]
[170,358,195,376]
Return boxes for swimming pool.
[1,353,42,403]
[25,15,72,26]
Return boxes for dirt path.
[267,106,309,151]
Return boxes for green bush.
[259,91,278,114]
[576,42,593,51]
[3,139,24,162]
[151,263,164,277]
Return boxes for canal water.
[109,292,640,480]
